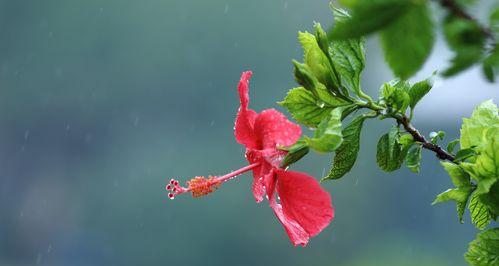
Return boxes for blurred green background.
[0,0,497,265]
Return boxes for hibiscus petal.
[250,162,272,203]
[264,167,277,199]
[234,71,258,149]
[264,170,309,246]
[238,71,252,110]
[253,109,302,150]
[268,196,310,246]
[275,169,334,238]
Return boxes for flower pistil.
[166,162,261,199]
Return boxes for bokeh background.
[0,0,498,265]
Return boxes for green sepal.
[280,139,310,168]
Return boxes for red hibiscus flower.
[167,71,334,246]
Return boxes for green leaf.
[490,7,499,39]
[279,87,347,128]
[406,145,422,173]
[461,127,499,216]
[327,8,368,98]
[430,130,445,144]
[481,183,499,219]
[380,4,434,79]
[380,80,410,114]
[314,23,330,57]
[398,133,415,157]
[279,87,330,127]
[432,185,473,223]
[442,15,485,76]
[376,126,406,172]
[305,108,343,153]
[329,38,367,97]
[340,104,359,120]
[298,31,338,90]
[408,73,435,110]
[444,49,483,77]
[398,133,414,147]
[469,136,498,182]
[280,139,310,168]
[329,0,411,39]
[460,100,499,150]
[456,201,468,224]
[338,0,357,8]
[432,187,473,205]
[443,15,485,54]
[330,4,351,24]
[292,60,348,105]
[455,0,478,6]
[483,5,499,81]
[439,161,474,223]
[447,139,460,154]
[465,228,499,266]
[469,192,492,230]
[292,60,320,93]
[483,46,499,82]
[441,161,471,188]
[380,82,395,103]
[455,147,478,162]
[433,187,473,223]
[323,115,366,180]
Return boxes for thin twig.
[358,101,457,162]
[437,0,494,40]
[394,114,456,162]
